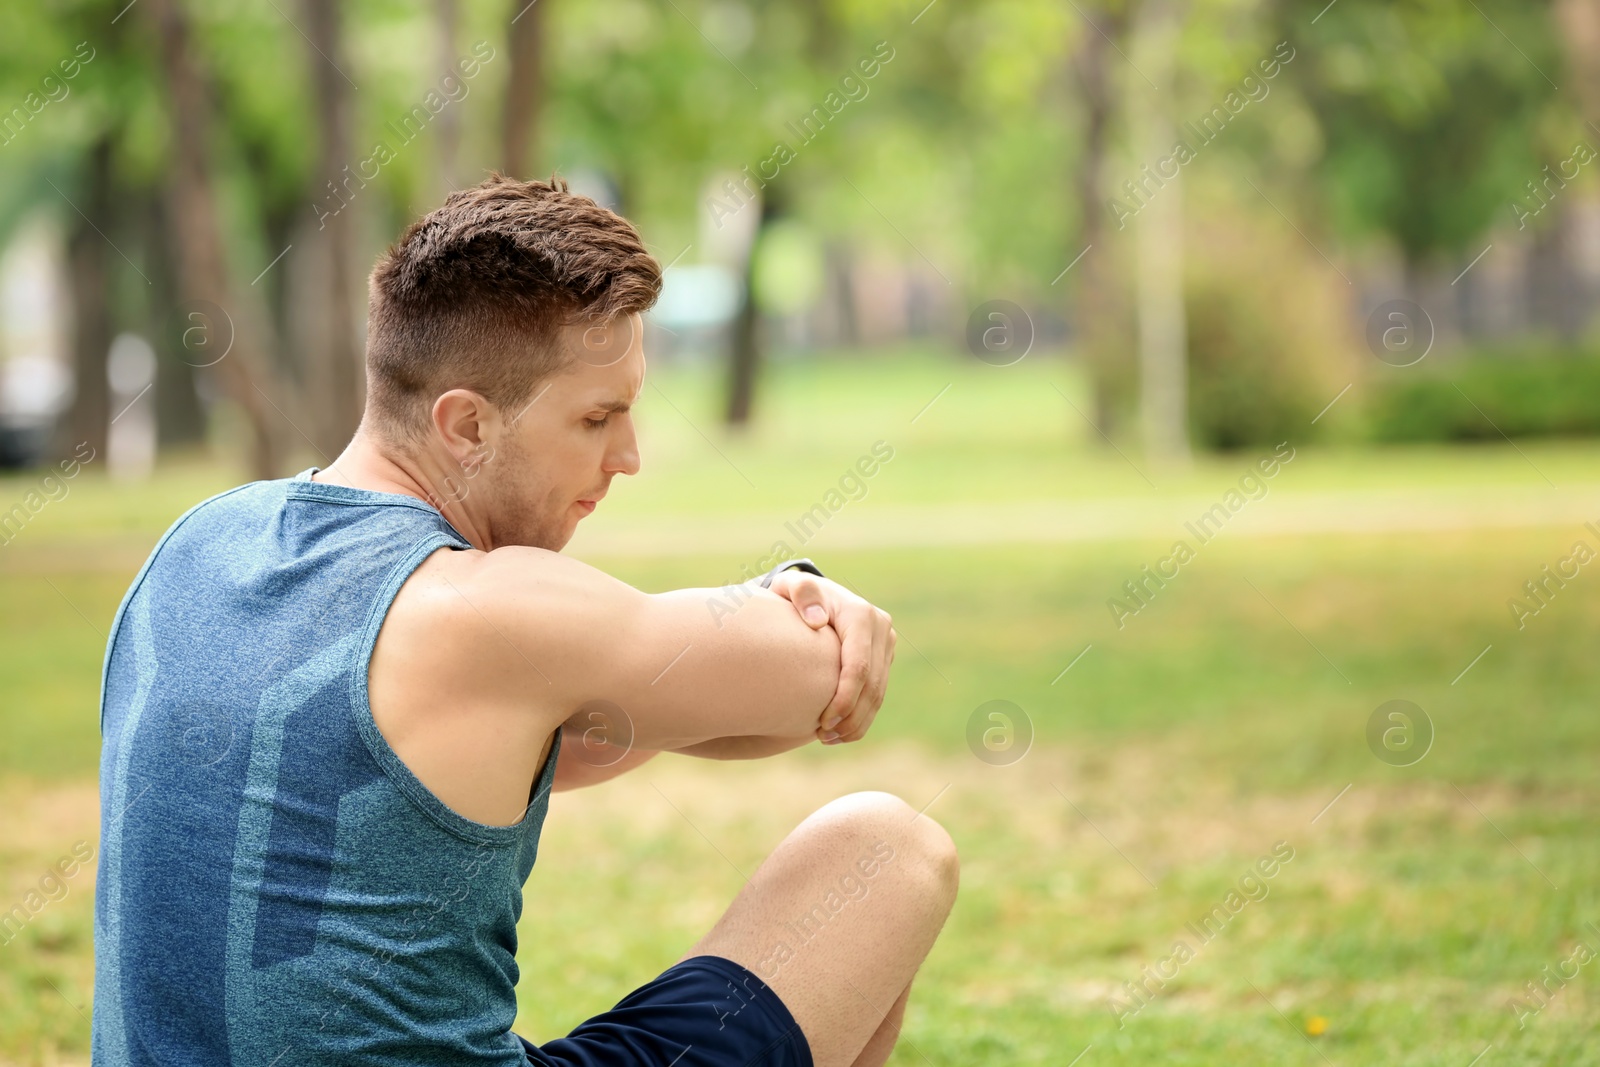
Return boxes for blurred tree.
[1283,0,1560,288]
[1556,0,1600,115]
[0,2,152,464]
[1070,0,1127,440]
[726,183,785,426]
[301,0,363,457]
[66,134,114,463]
[503,0,546,176]
[435,0,463,196]
[148,0,284,479]
[1129,0,1190,466]
[141,187,208,450]
[22,0,1572,470]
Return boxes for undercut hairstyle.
[364,172,662,445]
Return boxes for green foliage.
[1283,0,1564,261]
[1367,344,1600,442]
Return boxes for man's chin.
[494,522,571,553]
[529,531,573,553]
[546,521,577,553]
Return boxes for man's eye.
[583,416,610,429]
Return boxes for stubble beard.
[482,449,572,553]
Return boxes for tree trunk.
[825,240,859,348]
[144,186,208,449]
[435,0,462,197]
[1556,0,1600,116]
[67,135,115,463]
[503,0,545,177]
[302,0,364,456]
[725,189,781,427]
[1130,0,1190,465]
[1552,0,1600,338]
[800,0,837,64]
[725,289,760,426]
[148,0,282,479]
[1070,1,1124,439]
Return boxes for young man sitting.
[92,174,958,1067]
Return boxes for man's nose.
[607,421,641,476]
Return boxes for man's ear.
[431,389,500,471]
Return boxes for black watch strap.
[759,557,825,589]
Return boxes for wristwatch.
[758,557,825,589]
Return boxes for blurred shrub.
[1186,274,1320,449]
[1183,204,1358,450]
[1366,345,1600,441]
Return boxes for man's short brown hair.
[364,173,662,444]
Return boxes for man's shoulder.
[399,543,603,614]
[115,479,290,614]
[157,477,283,547]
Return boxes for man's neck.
[313,431,491,550]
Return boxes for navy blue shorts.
[519,954,813,1067]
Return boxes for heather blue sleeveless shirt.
[93,468,562,1066]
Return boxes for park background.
[2,0,1599,1063]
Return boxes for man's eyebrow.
[593,384,644,413]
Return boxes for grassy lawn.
[1,349,1596,1064]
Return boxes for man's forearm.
[551,745,661,791]
[552,734,811,790]
[667,734,815,760]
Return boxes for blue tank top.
[93,468,562,1066]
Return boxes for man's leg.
[848,978,912,1067]
[674,791,959,1067]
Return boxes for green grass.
[2,350,1597,1064]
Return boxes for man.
[93,174,958,1067]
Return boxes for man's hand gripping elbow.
[768,569,897,745]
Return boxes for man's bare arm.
[670,735,815,759]
[550,734,810,792]
[551,745,660,792]
[471,546,843,750]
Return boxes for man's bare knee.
[808,790,959,908]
